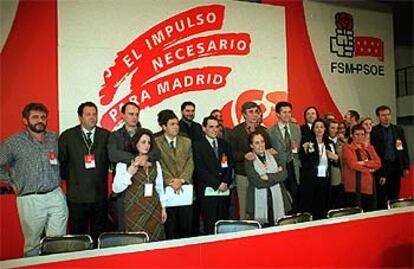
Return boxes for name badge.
[84,154,96,169]
[291,143,298,154]
[48,151,58,165]
[221,155,228,168]
[144,183,153,197]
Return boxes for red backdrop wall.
[0,0,59,140]
[0,0,58,259]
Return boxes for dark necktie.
[284,126,291,145]
[284,126,292,161]
[212,139,219,159]
[86,132,92,147]
[169,140,175,149]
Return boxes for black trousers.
[192,179,201,236]
[165,205,192,239]
[329,184,346,210]
[346,192,376,212]
[298,177,329,220]
[200,196,228,235]
[285,160,298,213]
[115,191,126,232]
[376,160,402,209]
[68,200,107,246]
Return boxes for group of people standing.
[0,100,410,257]
[295,105,410,218]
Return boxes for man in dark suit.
[179,101,203,142]
[300,106,319,143]
[193,116,233,235]
[178,101,203,235]
[343,109,360,141]
[371,105,410,209]
[210,108,235,219]
[58,102,110,244]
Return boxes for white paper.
[204,187,230,197]
[164,184,193,207]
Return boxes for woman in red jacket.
[342,124,381,211]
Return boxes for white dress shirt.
[277,122,291,140]
[164,135,177,149]
[81,126,96,142]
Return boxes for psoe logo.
[329,12,385,76]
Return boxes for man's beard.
[184,115,194,122]
[28,122,46,133]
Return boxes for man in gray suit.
[267,101,301,213]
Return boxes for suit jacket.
[154,135,194,186]
[107,124,160,165]
[107,125,135,164]
[179,119,203,142]
[267,122,302,184]
[300,123,313,143]
[58,125,110,203]
[371,124,410,177]
[193,137,233,192]
[299,137,339,180]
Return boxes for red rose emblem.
[335,12,353,30]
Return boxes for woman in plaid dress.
[113,129,167,241]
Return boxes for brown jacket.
[154,135,194,186]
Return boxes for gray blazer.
[267,123,302,184]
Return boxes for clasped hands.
[169,178,184,194]
[127,155,151,175]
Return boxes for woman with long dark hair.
[298,119,339,219]
[113,128,167,241]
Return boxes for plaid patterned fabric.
[125,165,165,241]
[0,131,61,195]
